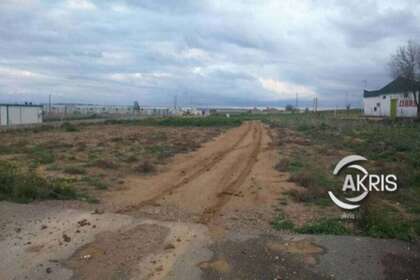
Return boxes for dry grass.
[0,122,224,202]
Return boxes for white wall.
[0,107,7,125]
[363,92,418,117]
[0,106,43,126]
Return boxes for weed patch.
[272,210,295,230]
[61,122,79,132]
[82,176,109,190]
[134,160,156,174]
[63,165,87,175]
[0,161,78,203]
[358,202,416,241]
[30,146,55,164]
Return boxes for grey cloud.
[0,0,419,107]
[333,8,420,47]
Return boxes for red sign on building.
[399,99,416,107]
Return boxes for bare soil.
[0,123,223,198]
[0,121,418,280]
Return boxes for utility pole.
[345,92,350,113]
[48,94,52,114]
[174,95,178,111]
[295,93,298,111]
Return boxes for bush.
[272,211,295,230]
[63,165,87,175]
[358,203,416,241]
[157,116,242,127]
[82,176,109,190]
[61,122,79,132]
[275,159,289,172]
[92,159,118,169]
[135,160,155,174]
[31,146,55,164]
[104,116,243,127]
[0,161,78,203]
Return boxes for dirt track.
[104,121,274,222]
[1,121,419,280]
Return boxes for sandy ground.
[0,121,419,280]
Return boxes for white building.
[363,77,419,118]
[44,104,171,118]
[0,104,43,126]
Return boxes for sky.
[1,0,420,108]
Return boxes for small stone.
[81,254,91,260]
[164,243,175,250]
[77,219,90,227]
[46,267,52,274]
[92,209,104,215]
[63,234,71,243]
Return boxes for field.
[267,112,420,241]
[0,113,419,279]
[0,117,231,203]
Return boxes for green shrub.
[61,122,79,132]
[63,165,87,175]
[82,176,109,190]
[145,145,173,159]
[0,161,78,203]
[91,159,118,169]
[30,146,55,164]
[104,116,243,127]
[272,211,295,231]
[359,205,416,241]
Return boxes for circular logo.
[328,155,369,210]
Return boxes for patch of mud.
[266,238,325,266]
[382,252,420,280]
[65,224,169,280]
[200,235,331,280]
[199,258,231,273]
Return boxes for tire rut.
[116,122,254,214]
[199,122,263,224]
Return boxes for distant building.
[43,104,171,118]
[0,103,43,126]
[363,77,419,118]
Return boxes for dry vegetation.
[0,121,224,203]
[268,112,420,241]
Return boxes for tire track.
[199,122,263,224]
[116,122,254,213]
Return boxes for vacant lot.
[0,116,419,280]
[268,112,420,241]
[0,118,229,203]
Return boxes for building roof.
[0,103,43,108]
[363,76,420,98]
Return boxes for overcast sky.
[1,0,419,107]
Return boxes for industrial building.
[44,104,171,118]
[363,77,419,118]
[0,104,43,126]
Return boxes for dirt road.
[0,121,418,280]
